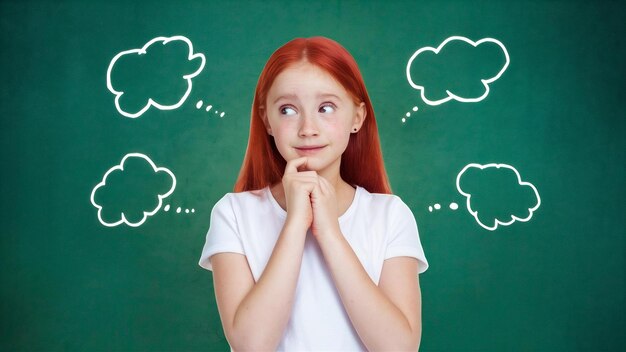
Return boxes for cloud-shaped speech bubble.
[406,36,510,106]
[90,153,176,227]
[456,163,540,231]
[107,35,206,118]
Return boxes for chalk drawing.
[402,106,419,123]
[163,204,195,214]
[428,202,459,212]
[107,35,206,118]
[90,153,176,227]
[406,36,510,106]
[196,100,226,118]
[456,163,541,231]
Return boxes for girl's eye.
[319,104,336,114]
[280,106,297,116]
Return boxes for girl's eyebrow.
[273,93,298,104]
[273,93,341,104]
[317,93,341,101]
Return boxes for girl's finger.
[322,176,335,193]
[295,171,317,178]
[284,157,308,175]
[318,175,330,195]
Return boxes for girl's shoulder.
[356,186,412,214]
[211,187,274,214]
[357,186,405,205]
[216,187,268,204]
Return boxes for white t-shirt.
[199,186,428,351]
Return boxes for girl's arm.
[317,236,422,351]
[211,157,317,351]
[211,221,306,351]
[312,176,423,351]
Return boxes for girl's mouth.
[295,145,326,154]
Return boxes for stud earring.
[353,128,358,132]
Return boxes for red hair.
[234,37,391,194]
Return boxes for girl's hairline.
[258,58,365,109]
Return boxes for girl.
[199,37,428,351]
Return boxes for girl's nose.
[298,113,319,137]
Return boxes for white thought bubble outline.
[455,163,541,231]
[90,153,177,227]
[406,36,510,106]
[106,35,206,118]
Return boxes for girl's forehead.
[269,63,349,99]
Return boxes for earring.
[353,128,358,132]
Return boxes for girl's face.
[263,61,366,175]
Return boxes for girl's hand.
[310,175,341,239]
[282,157,317,231]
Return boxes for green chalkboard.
[1,0,624,351]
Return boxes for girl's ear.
[351,102,367,133]
[259,105,273,136]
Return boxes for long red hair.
[234,37,391,194]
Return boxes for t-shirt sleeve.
[384,197,429,274]
[198,194,245,271]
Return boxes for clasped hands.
[282,157,341,239]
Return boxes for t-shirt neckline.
[265,185,362,223]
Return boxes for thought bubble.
[107,35,206,118]
[456,163,540,231]
[90,153,176,227]
[406,36,509,106]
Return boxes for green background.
[1,0,624,351]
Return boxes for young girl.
[199,37,428,351]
